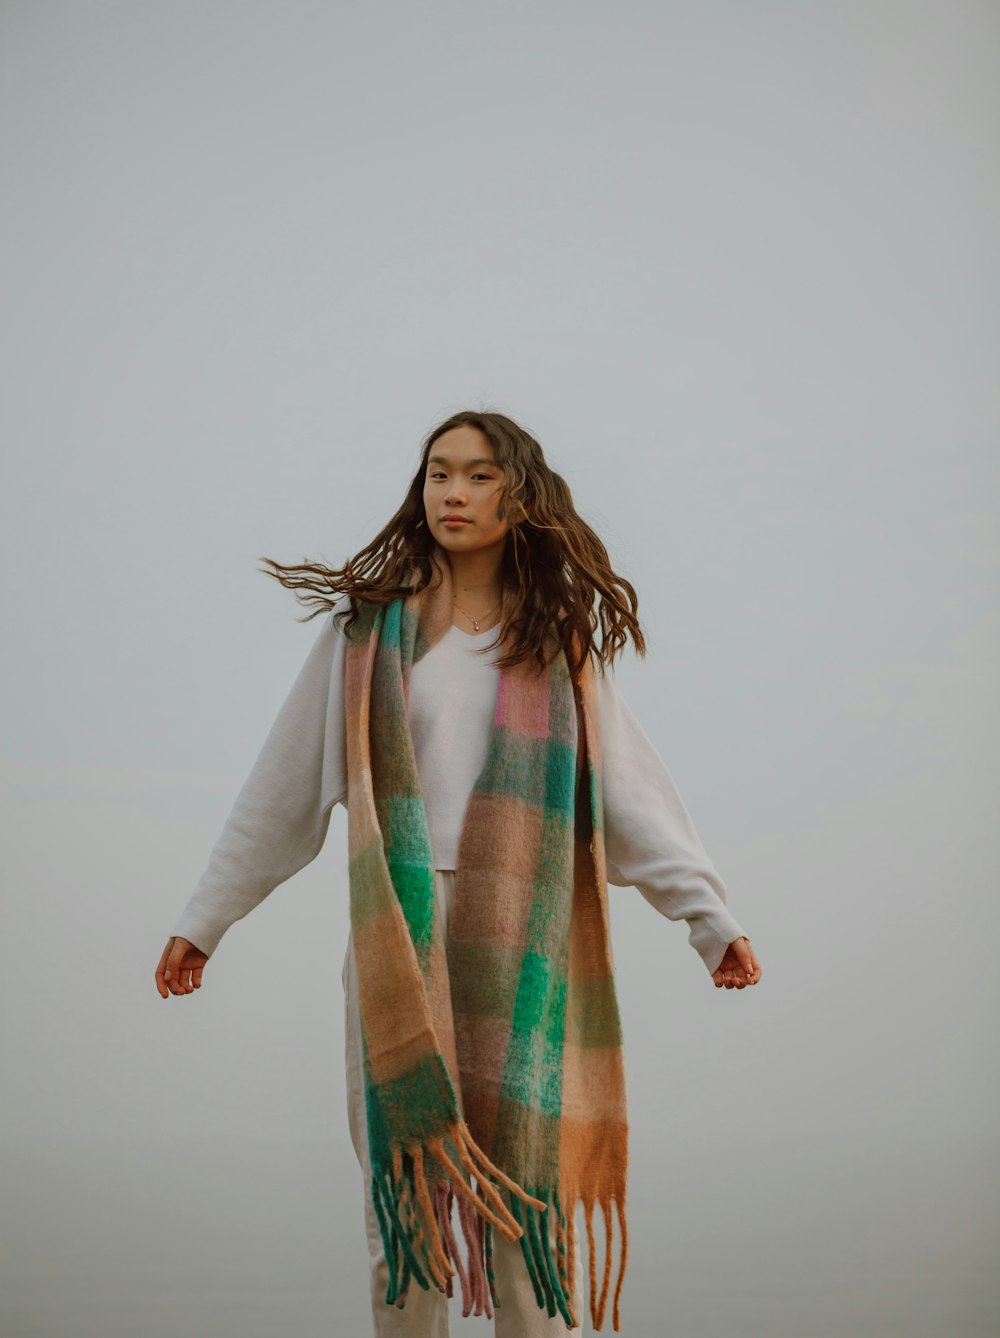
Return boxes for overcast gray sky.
[2,3,997,1335]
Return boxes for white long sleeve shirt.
[170,599,748,975]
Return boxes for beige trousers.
[342,868,587,1337]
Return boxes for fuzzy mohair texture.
[343,544,629,1331]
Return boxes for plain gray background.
[2,2,997,1335]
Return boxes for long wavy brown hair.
[258,409,646,680]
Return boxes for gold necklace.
[452,597,502,632]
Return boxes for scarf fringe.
[563,1188,629,1332]
[371,1125,630,1331]
[370,1117,542,1314]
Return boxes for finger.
[736,938,759,985]
[182,942,206,991]
[166,946,188,996]
[155,940,174,998]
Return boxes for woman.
[156,409,762,1336]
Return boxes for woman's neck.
[444,550,505,611]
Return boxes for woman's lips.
[442,517,471,526]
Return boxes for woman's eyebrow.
[427,455,496,468]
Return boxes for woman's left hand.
[712,937,761,989]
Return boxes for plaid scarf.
[343,545,629,1331]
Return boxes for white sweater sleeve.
[593,663,749,976]
[169,603,349,957]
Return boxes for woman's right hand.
[155,936,209,998]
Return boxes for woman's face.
[422,426,511,556]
